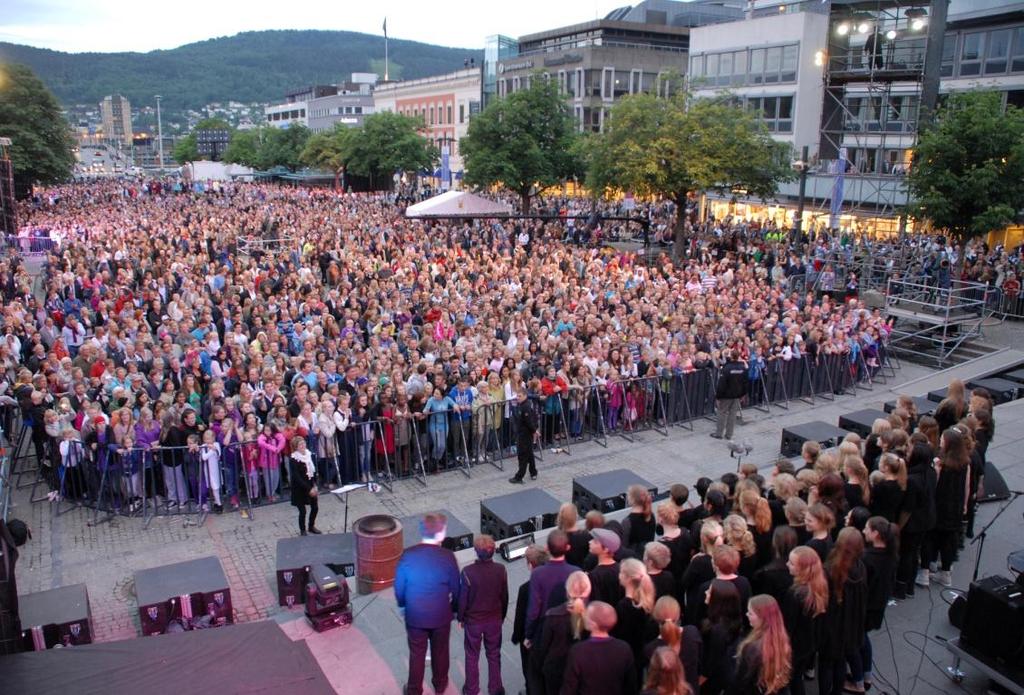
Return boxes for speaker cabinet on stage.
[780,421,851,457]
[19,583,93,650]
[134,556,233,636]
[837,409,889,439]
[276,533,355,607]
[961,575,1024,665]
[572,469,657,513]
[978,460,1011,503]
[967,377,1021,405]
[480,488,561,540]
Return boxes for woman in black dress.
[699,579,744,695]
[288,435,320,536]
[782,546,828,695]
[819,528,867,695]
[536,570,591,695]
[896,440,936,599]
[752,526,796,603]
[857,517,898,692]
[730,595,792,695]
[643,596,702,695]
[869,453,906,523]
[681,520,723,625]
[803,503,835,563]
[613,558,659,686]
[918,426,970,589]
[622,484,657,555]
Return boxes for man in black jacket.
[458,535,509,695]
[711,350,747,440]
[560,601,637,695]
[394,513,461,695]
[511,545,549,690]
[509,389,539,484]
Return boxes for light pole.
[155,95,164,169]
[792,145,810,244]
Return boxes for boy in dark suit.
[394,513,461,695]
[511,544,549,690]
[458,534,509,695]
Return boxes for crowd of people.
[2,179,928,526]
[397,376,993,695]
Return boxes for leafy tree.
[300,114,434,190]
[461,77,581,211]
[193,117,231,131]
[0,63,74,196]
[222,128,262,166]
[907,91,1024,241]
[587,90,791,258]
[221,124,309,171]
[172,133,198,163]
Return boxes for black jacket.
[561,636,637,695]
[511,580,530,646]
[457,558,509,624]
[716,360,748,400]
[821,561,867,660]
[781,584,821,664]
[862,547,897,631]
[903,462,937,533]
[933,462,968,531]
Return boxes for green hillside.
[0,30,482,112]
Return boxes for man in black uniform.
[711,350,747,441]
[458,534,509,695]
[509,389,538,484]
[0,518,30,655]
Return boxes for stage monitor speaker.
[960,575,1024,666]
[978,460,1011,503]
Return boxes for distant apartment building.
[494,0,744,132]
[99,94,133,146]
[266,75,379,131]
[373,68,482,184]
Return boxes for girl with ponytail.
[782,546,828,695]
[536,570,591,694]
[614,558,659,686]
[856,516,898,692]
[642,596,702,695]
[734,595,792,695]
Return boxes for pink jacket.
[257,432,286,469]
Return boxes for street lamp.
[791,145,810,243]
[155,95,164,170]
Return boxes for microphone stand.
[970,490,1022,583]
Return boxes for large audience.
[0,179,1010,693]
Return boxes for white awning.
[405,190,512,218]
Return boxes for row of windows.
[398,103,457,125]
[266,109,305,122]
[843,95,918,133]
[500,68,675,100]
[689,44,800,87]
[745,95,794,133]
[308,106,366,118]
[942,25,1024,78]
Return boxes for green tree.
[300,114,434,190]
[220,125,309,171]
[587,90,791,258]
[222,128,262,167]
[907,91,1024,240]
[172,133,198,163]
[461,77,581,212]
[0,63,75,196]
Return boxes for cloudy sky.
[2,0,627,52]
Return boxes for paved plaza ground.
[8,325,1024,694]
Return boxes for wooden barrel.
[353,514,404,595]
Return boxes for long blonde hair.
[723,514,756,558]
[878,453,907,491]
[565,571,592,639]
[619,558,655,614]
[739,489,771,534]
[788,547,828,616]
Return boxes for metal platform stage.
[884,279,993,367]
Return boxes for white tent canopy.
[405,190,512,218]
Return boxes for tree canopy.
[907,91,1024,240]
[461,77,581,211]
[299,113,435,190]
[0,62,75,196]
[587,90,791,256]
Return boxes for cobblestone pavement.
[9,323,1024,693]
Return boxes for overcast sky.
[2,0,627,52]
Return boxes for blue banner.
[440,145,451,191]
[829,147,847,230]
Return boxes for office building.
[688,0,1024,235]
[495,0,745,132]
[99,94,133,146]
[373,68,482,184]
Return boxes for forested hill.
[0,30,481,111]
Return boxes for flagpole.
[384,18,389,81]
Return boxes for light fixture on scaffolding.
[814,50,826,67]
[857,21,871,34]
[906,7,927,31]
[836,21,851,36]
[886,29,898,40]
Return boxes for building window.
[749,48,765,84]
[459,104,465,123]
[689,55,703,80]
[986,29,1011,74]
[706,53,719,85]
[718,51,733,87]
[781,45,798,82]
[447,105,453,124]
[746,95,794,132]
[765,47,782,83]
[614,71,628,97]
[960,32,984,76]
[1013,27,1024,72]
[602,68,614,100]
[941,34,956,77]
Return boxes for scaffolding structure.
[884,277,991,366]
[0,138,15,239]
[815,0,932,222]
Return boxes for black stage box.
[1000,367,1024,385]
[400,509,473,552]
[780,421,850,457]
[19,583,92,650]
[960,575,1024,666]
[883,396,935,417]
[837,409,890,439]
[481,488,562,540]
[928,387,948,403]
[275,533,355,608]
[134,556,232,636]
[573,469,657,513]
[967,377,1021,405]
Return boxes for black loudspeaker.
[960,575,1024,665]
[978,460,1010,503]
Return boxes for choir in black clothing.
[451,379,991,695]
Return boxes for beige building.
[99,94,133,146]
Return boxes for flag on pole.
[383,18,387,38]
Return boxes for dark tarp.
[0,620,335,695]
